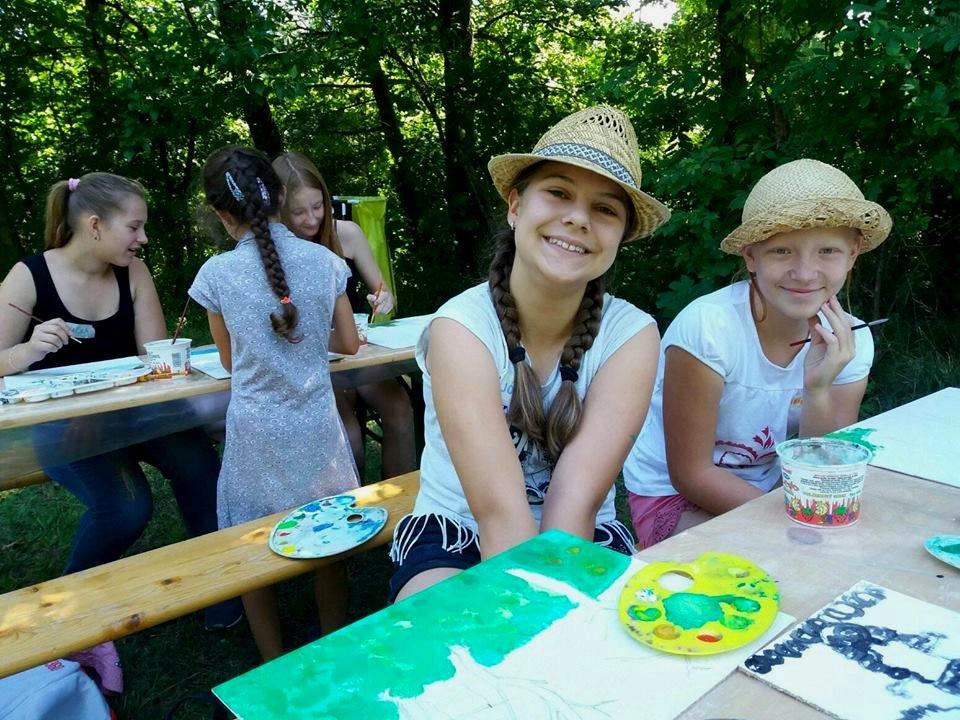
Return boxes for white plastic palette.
[1,364,152,404]
[269,494,388,559]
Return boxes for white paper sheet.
[391,557,796,720]
[365,314,433,349]
[829,387,960,488]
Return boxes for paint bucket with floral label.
[776,438,872,527]
[143,338,192,377]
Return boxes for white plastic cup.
[353,313,369,344]
[776,438,872,528]
[144,338,192,377]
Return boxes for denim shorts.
[388,513,635,602]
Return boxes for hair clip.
[508,345,526,364]
[559,364,578,383]
[256,177,271,204]
[280,296,292,305]
[225,171,244,201]
[67,178,80,192]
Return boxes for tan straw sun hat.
[487,106,671,242]
[721,158,892,254]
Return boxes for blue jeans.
[44,427,220,574]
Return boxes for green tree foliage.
[1,0,957,396]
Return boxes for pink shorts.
[628,492,700,550]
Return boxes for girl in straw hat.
[389,106,669,600]
[623,158,891,548]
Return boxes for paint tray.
[269,493,387,559]
[619,552,780,655]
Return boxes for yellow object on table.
[618,552,780,655]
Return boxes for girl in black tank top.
[0,172,238,631]
[20,253,139,369]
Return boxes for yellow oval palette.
[618,552,779,655]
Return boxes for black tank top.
[20,253,139,370]
[345,257,363,312]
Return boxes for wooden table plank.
[0,342,415,431]
[0,472,419,678]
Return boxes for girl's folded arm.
[428,317,537,558]
[541,323,659,539]
[663,346,763,514]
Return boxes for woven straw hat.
[721,159,891,254]
[488,106,671,242]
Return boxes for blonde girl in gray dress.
[189,146,360,661]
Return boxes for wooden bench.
[0,471,419,678]
[0,471,47,492]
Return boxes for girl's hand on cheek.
[803,295,855,393]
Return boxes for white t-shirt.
[623,281,874,497]
[413,281,656,529]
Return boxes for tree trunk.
[364,53,429,248]
[215,0,284,156]
[439,0,492,271]
[84,0,117,156]
[715,0,748,146]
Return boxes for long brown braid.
[203,146,301,342]
[488,231,607,462]
[488,161,629,461]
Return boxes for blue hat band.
[535,143,637,189]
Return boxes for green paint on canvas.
[215,531,625,720]
[826,427,882,453]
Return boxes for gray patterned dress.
[189,223,358,528]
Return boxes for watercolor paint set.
[269,494,388,559]
[1,361,152,404]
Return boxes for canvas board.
[829,387,960,489]
[365,314,432,349]
[740,581,960,720]
[187,346,228,379]
[215,530,793,720]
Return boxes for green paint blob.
[215,530,624,719]
[276,520,298,529]
[724,614,754,630]
[826,427,882,453]
[661,593,762,630]
[628,605,661,622]
[941,543,960,555]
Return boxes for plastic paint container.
[144,338,192,377]
[776,438,872,528]
[353,314,369,344]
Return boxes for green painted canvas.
[214,529,794,720]
[214,530,629,719]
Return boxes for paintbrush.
[789,318,889,347]
[369,281,384,324]
[8,302,83,343]
[171,296,191,344]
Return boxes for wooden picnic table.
[0,342,417,483]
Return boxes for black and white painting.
[740,581,960,720]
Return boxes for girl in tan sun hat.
[388,106,669,601]
[622,158,892,549]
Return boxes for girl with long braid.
[190,146,359,660]
[389,107,668,601]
